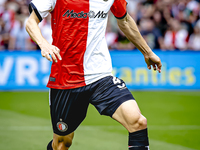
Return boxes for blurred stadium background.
[0,0,200,150]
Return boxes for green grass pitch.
[0,91,200,150]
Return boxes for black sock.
[47,140,53,150]
[128,128,149,150]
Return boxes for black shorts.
[49,76,135,135]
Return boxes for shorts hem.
[53,130,75,136]
[102,94,135,117]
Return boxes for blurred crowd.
[1,0,200,51]
[0,0,52,51]
[108,0,200,51]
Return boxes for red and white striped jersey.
[29,0,127,89]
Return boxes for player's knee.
[127,114,147,132]
[64,140,72,149]
[63,138,73,149]
[138,115,147,129]
[53,140,72,150]
[53,132,74,150]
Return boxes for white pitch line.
[0,125,200,131]
[150,139,196,150]
[0,124,197,150]
[149,125,200,130]
[0,126,52,131]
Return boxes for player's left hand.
[144,52,162,73]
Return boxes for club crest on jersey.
[63,10,108,19]
[57,121,68,132]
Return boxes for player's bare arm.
[116,13,162,73]
[25,11,61,62]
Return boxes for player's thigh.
[50,88,91,136]
[112,100,140,123]
[112,100,147,132]
[90,76,135,117]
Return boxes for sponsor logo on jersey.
[57,121,68,132]
[63,10,108,19]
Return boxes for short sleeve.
[110,0,127,19]
[29,0,56,22]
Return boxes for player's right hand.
[40,42,62,63]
